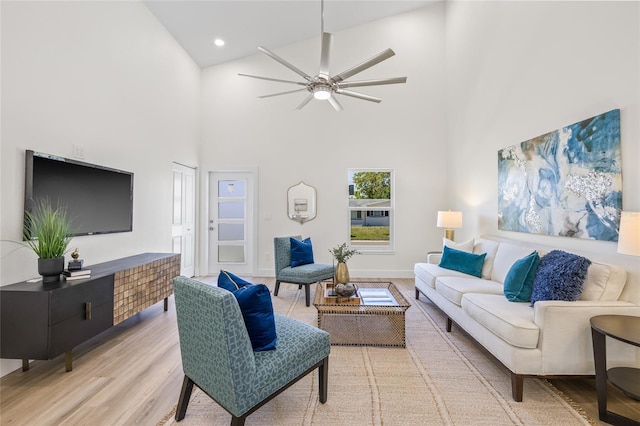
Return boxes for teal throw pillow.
[290,237,314,267]
[503,251,540,302]
[218,270,252,291]
[438,245,486,278]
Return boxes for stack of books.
[63,268,91,281]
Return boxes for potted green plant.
[329,242,359,286]
[24,199,72,283]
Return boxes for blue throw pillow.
[530,250,591,306]
[290,237,314,267]
[503,251,540,302]
[438,245,487,278]
[217,271,277,351]
[232,283,278,351]
[218,270,252,291]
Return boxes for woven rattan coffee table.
[313,281,410,347]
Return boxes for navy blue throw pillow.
[530,250,591,306]
[217,271,277,351]
[290,237,314,267]
[438,245,487,278]
[218,270,252,291]
[233,283,278,351]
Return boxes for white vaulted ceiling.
[143,1,435,69]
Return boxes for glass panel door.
[208,171,254,275]
[216,179,246,263]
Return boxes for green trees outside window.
[348,169,393,250]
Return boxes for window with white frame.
[348,169,393,251]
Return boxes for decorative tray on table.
[323,283,361,304]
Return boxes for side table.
[590,315,640,426]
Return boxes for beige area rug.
[159,280,595,425]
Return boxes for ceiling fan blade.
[296,94,314,110]
[319,32,333,80]
[258,46,312,82]
[332,48,396,83]
[327,94,343,111]
[238,73,307,86]
[259,88,308,99]
[337,77,407,88]
[335,89,382,103]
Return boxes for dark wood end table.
[590,315,640,426]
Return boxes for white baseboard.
[1,358,24,378]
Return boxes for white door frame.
[199,166,258,277]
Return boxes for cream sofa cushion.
[473,238,500,280]
[462,293,540,349]
[579,262,627,301]
[435,276,503,307]
[443,237,474,252]
[414,263,471,289]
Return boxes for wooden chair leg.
[231,416,246,426]
[304,284,311,307]
[274,280,281,296]
[511,372,524,402]
[176,375,195,421]
[319,357,329,403]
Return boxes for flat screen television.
[25,150,134,237]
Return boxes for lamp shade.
[618,211,640,256]
[437,211,462,229]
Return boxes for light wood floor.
[1,277,638,425]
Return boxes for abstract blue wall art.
[498,109,622,241]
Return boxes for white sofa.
[414,236,640,401]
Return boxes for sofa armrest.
[533,300,640,328]
[427,251,442,264]
[533,300,640,373]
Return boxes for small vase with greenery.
[24,199,72,282]
[328,242,359,264]
[329,242,359,286]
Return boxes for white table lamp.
[437,210,462,241]
[617,211,640,256]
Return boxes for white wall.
[445,1,640,289]
[0,1,201,375]
[201,4,448,278]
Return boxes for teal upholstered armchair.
[172,276,330,426]
[274,236,335,307]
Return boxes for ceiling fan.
[238,1,407,111]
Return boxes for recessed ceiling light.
[214,39,225,47]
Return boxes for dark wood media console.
[0,253,181,372]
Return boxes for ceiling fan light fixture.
[313,85,331,100]
[238,0,406,110]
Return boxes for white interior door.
[172,163,196,277]
[208,171,254,275]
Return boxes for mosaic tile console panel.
[113,254,181,325]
